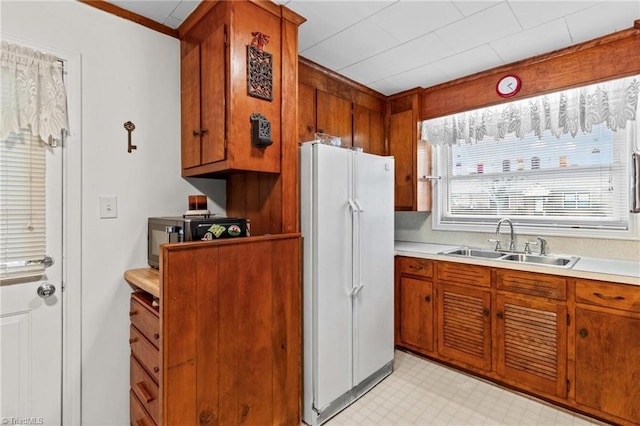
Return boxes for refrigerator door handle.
[352,283,364,297]
[348,199,358,212]
[353,198,364,212]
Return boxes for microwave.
[147,216,249,268]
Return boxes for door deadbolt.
[37,283,56,298]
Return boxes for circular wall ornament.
[496,74,522,98]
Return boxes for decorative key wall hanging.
[247,31,273,101]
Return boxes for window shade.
[441,123,629,230]
[0,133,46,279]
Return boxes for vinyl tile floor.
[326,350,607,426]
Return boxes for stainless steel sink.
[501,253,579,268]
[440,247,505,259]
[439,246,579,268]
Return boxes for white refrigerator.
[300,142,395,426]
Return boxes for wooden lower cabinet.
[394,256,639,425]
[495,293,567,398]
[574,279,640,424]
[395,257,434,353]
[437,283,492,371]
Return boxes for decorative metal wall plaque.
[247,32,273,101]
[250,113,273,148]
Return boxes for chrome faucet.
[496,218,516,252]
[536,236,548,255]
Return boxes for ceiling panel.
[103,0,640,96]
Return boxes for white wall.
[2,2,225,424]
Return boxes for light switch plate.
[99,196,117,219]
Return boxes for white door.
[309,143,354,411]
[0,134,63,425]
[352,152,395,385]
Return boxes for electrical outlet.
[99,196,118,219]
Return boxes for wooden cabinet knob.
[154,333,160,340]
[135,381,155,403]
[153,366,160,373]
[405,175,411,182]
[424,295,431,303]
[483,308,490,317]
[129,337,138,344]
[497,312,504,319]
[579,328,588,338]
[129,310,138,316]
[307,125,314,132]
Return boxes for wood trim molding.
[299,56,386,101]
[419,22,640,120]
[78,0,178,38]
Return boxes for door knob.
[37,283,56,298]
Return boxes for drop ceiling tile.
[286,0,395,30]
[370,63,451,94]
[453,1,501,17]
[163,15,183,29]
[431,44,505,82]
[302,19,401,70]
[565,1,640,43]
[368,0,463,43]
[170,0,200,21]
[490,19,572,64]
[110,0,178,24]
[292,3,346,51]
[339,33,452,84]
[435,2,522,53]
[508,1,598,29]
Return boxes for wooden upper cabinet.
[354,104,385,156]
[389,109,415,211]
[298,82,316,142]
[387,92,431,211]
[298,58,386,155]
[180,1,286,177]
[316,90,352,147]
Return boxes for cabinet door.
[575,307,640,424]
[200,23,226,165]
[181,43,201,169]
[389,110,414,210]
[354,104,385,155]
[436,283,491,371]
[399,276,434,353]
[316,90,352,147]
[298,83,316,142]
[496,294,567,398]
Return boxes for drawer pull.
[129,310,138,316]
[129,337,138,344]
[154,333,160,340]
[153,366,160,373]
[135,381,155,403]
[593,292,625,301]
[408,265,423,270]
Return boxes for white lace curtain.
[1,41,69,146]
[422,75,640,146]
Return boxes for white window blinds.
[0,133,47,279]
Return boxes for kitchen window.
[423,75,639,237]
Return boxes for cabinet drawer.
[130,326,160,383]
[130,293,160,349]
[496,270,567,300]
[398,257,433,278]
[130,389,156,426]
[437,262,490,288]
[576,280,640,312]
[131,355,159,424]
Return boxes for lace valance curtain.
[1,41,69,146]
[422,75,640,146]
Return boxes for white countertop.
[395,241,640,286]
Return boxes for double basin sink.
[440,247,580,268]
